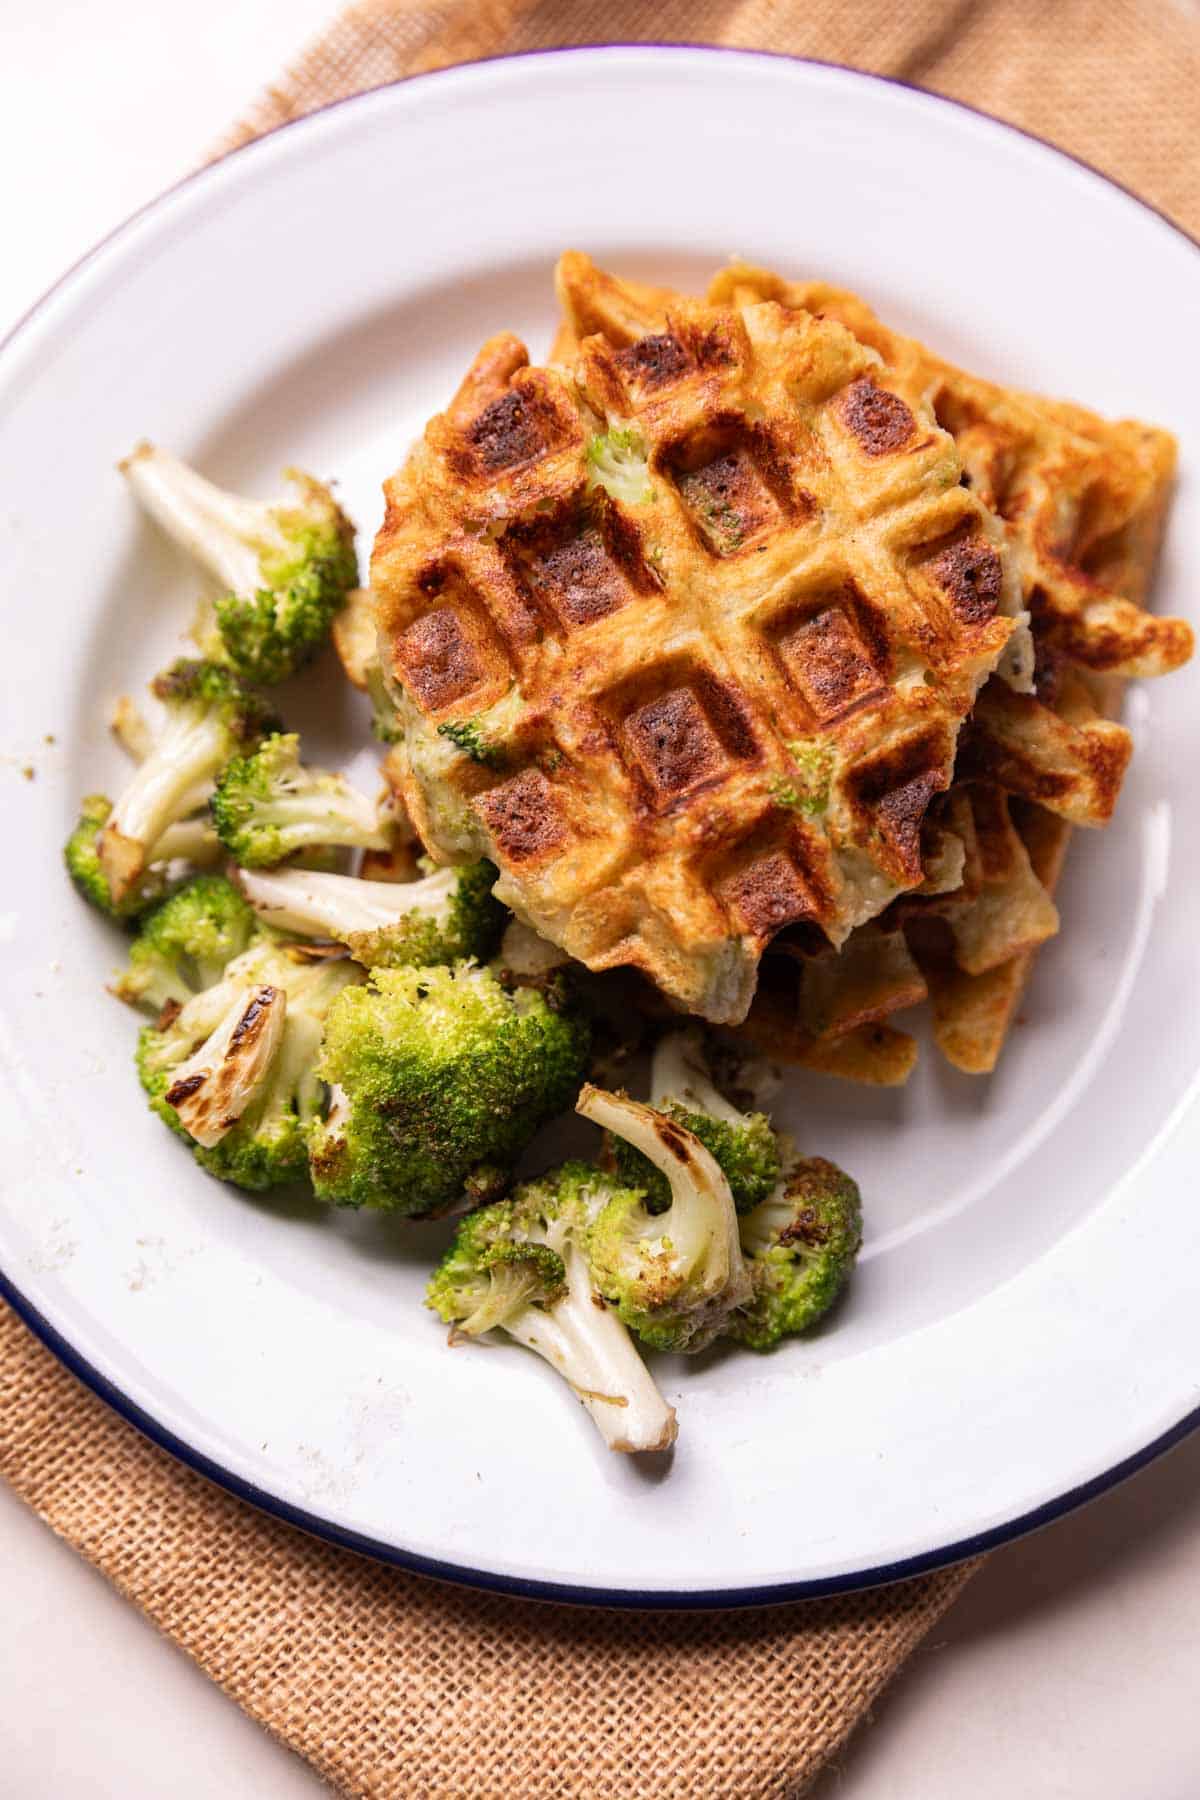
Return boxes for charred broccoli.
[608,1028,782,1215]
[66,795,168,920]
[210,732,389,866]
[728,1155,863,1351]
[94,659,278,906]
[137,935,362,1190]
[427,1161,677,1453]
[309,961,589,1215]
[578,1084,751,1353]
[65,795,220,921]
[238,861,504,967]
[121,442,357,685]
[111,874,260,1013]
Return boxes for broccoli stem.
[121,442,280,599]
[650,1028,744,1125]
[99,708,237,900]
[238,865,456,940]
[110,696,216,820]
[499,1238,678,1453]
[152,817,222,865]
[249,785,387,847]
[577,1084,750,1314]
[110,695,156,762]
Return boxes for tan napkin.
[223,0,1199,235]
[4,4,1196,1796]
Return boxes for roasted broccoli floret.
[111,874,260,1013]
[66,795,167,920]
[608,1028,782,1215]
[238,861,504,967]
[728,1156,863,1351]
[65,795,220,921]
[94,659,278,906]
[210,732,389,867]
[578,1084,751,1354]
[137,937,362,1190]
[309,961,590,1215]
[121,442,357,685]
[427,1162,677,1453]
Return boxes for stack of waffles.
[365,254,1190,1084]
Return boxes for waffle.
[703,267,1184,1077]
[708,268,1188,688]
[371,256,1025,1023]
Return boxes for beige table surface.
[3,4,1198,1793]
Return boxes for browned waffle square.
[372,259,1025,1022]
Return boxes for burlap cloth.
[4,5,1196,1796]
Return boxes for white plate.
[1,47,1198,1605]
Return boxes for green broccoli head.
[136,937,362,1191]
[149,657,281,737]
[310,962,590,1216]
[238,860,505,968]
[426,1160,677,1453]
[94,659,279,907]
[728,1156,863,1351]
[608,1029,782,1214]
[578,1085,751,1354]
[121,443,357,686]
[210,731,389,867]
[429,1219,568,1335]
[112,874,260,1014]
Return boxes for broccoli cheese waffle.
[371,256,1027,1023]
[702,266,1187,1076]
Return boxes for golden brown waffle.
[371,257,1024,1023]
[709,267,1189,687]
[909,800,1073,1074]
[695,265,1186,1078]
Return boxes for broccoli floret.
[137,937,362,1190]
[427,1161,677,1453]
[94,659,278,907]
[728,1156,863,1351]
[210,732,389,867]
[111,874,260,1013]
[578,1084,751,1354]
[309,962,590,1216]
[436,718,502,767]
[121,442,357,685]
[65,796,168,920]
[608,1028,782,1215]
[585,426,654,506]
[65,795,222,922]
[238,861,504,968]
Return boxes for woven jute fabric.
[0,1302,975,1796]
[5,3,1196,1795]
